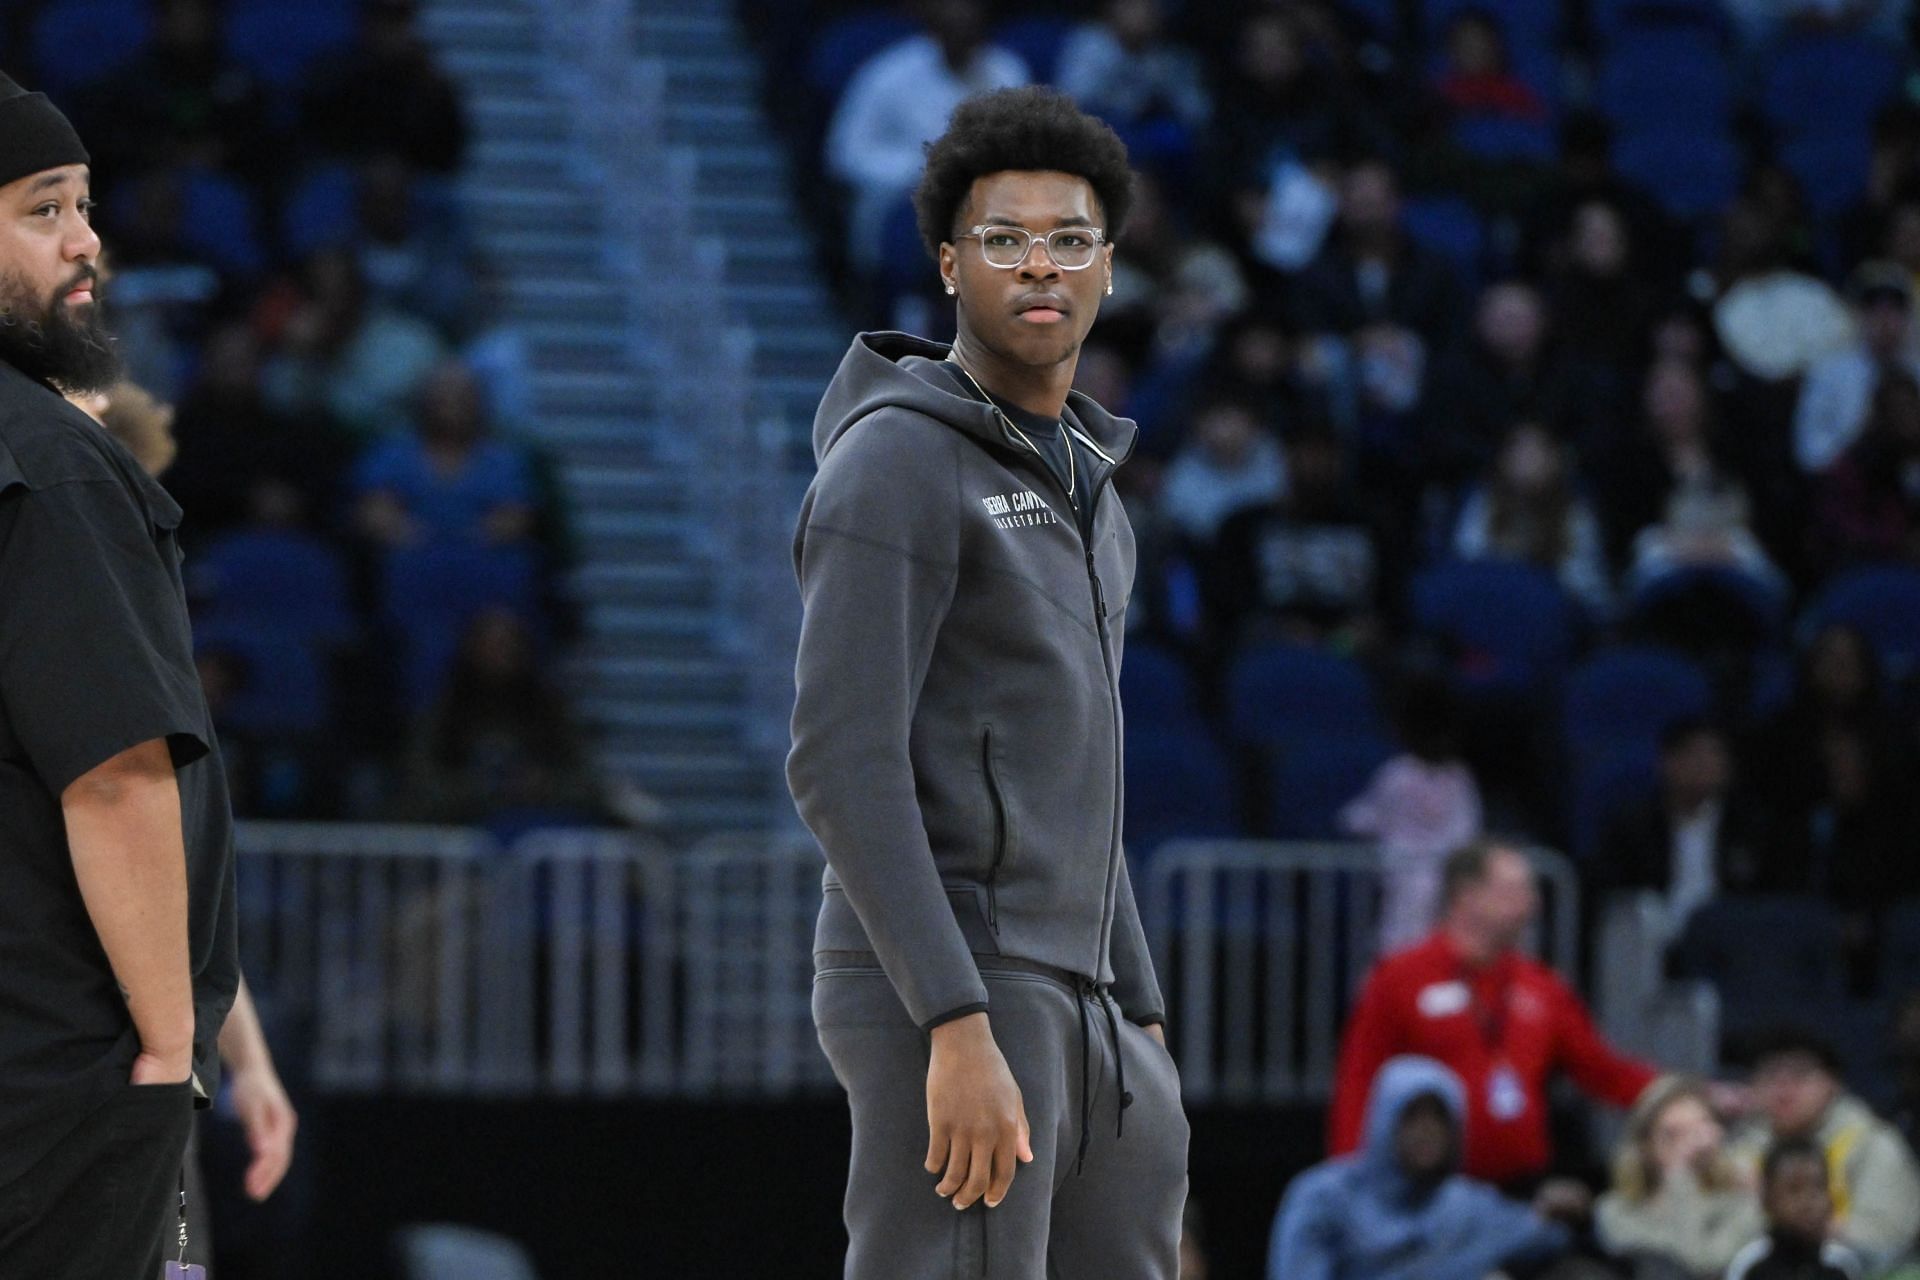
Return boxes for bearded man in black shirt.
[0,72,239,1279]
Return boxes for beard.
[0,266,121,394]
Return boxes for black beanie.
[0,73,89,192]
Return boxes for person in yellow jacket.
[1731,1031,1920,1278]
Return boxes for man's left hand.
[230,1065,298,1201]
[1142,1023,1166,1048]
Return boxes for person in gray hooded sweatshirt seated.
[1270,1055,1579,1280]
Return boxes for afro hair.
[913,86,1135,260]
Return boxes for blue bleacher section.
[29,0,151,95]
[223,0,358,88]
[1805,565,1920,681]
[1410,560,1578,696]
[1671,895,1849,1033]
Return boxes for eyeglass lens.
[979,226,1099,269]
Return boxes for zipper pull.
[1086,551,1109,634]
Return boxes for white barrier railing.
[1139,841,1583,1106]
[235,822,835,1097]
[241,827,1605,1105]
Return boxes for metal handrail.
[1139,840,1583,1105]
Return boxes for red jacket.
[1328,932,1658,1185]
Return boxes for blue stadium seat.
[29,0,152,95]
[1402,196,1485,289]
[380,543,541,709]
[1426,0,1558,53]
[190,528,355,643]
[1125,721,1242,852]
[1452,114,1557,163]
[1260,731,1396,840]
[1782,131,1874,220]
[1590,0,1730,43]
[1671,895,1848,1022]
[1625,565,1786,643]
[1613,129,1740,221]
[806,10,920,104]
[1119,640,1204,727]
[177,169,267,278]
[1571,741,1660,861]
[224,0,358,88]
[1340,0,1401,41]
[1410,560,1578,695]
[1597,30,1732,136]
[1225,642,1383,746]
[1563,646,1712,751]
[1879,899,1920,1001]
[280,163,360,258]
[194,619,332,738]
[1804,565,1920,680]
[993,16,1074,83]
[1762,32,1903,143]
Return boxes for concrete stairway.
[417,0,794,838]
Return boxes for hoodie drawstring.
[1073,979,1134,1175]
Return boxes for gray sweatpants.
[814,959,1190,1280]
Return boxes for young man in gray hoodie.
[788,86,1189,1278]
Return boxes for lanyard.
[1462,959,1513,1052]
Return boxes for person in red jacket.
[1329,840,1659,1189]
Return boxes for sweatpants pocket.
[812,966,909,1031]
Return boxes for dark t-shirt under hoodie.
[787,331,1165,1031]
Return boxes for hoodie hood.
[813,331,1138,469]
[1361,1055,1468,1182]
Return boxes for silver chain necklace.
[945,352,1075,500]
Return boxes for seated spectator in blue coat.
[1268,1055,1574,1280]
[353,361,536,549]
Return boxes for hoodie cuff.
[920,1002,990,1033]
[1131,1013,1166,1029]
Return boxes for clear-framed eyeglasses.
[955,224,1108,270]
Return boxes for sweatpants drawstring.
[1073,979,1135,1175]
[1074,983,1094,1174]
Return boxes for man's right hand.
[129,1044,192,1086]
[924,1012,1032,1211]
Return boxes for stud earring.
[945,282,956,296]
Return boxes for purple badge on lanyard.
[165,1168,205,1279]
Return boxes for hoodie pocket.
[982,727,1009,933]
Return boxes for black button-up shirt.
[0,360,238,1188]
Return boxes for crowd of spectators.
[777,0,1920,1001]
[765,0,1920,1274]
[6,0,596,830]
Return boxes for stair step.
[534,418,659,459]
[635,17,739,61]
[562,466,685,506]
[420,0,800,837]
[421,5,541,46]
[578,695,744,729]
[603,738,768,782]
[585,654,746,701]
[655,794,781,838]
[469,96,572,138]
[440,57,547,96]
[534,369,654,416]
[575,577,714,614]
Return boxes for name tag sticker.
[1416,981,1470,1018]
[165,1265,207,1279]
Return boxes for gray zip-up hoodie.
[787,331,1165,1031]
